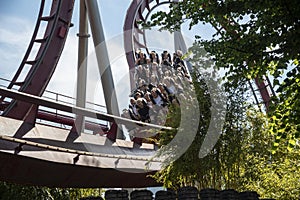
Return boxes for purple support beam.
[255,77,271,110]
[3,0,75,121]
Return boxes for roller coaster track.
[124,0,178,89]
[0,0,75,121]
[0,114,161,188]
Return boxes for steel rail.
[3,0,75,120]
[0,135,161,163]
[0,87,174,131]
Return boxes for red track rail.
[2,0,75,120]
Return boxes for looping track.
[2,0,75,121]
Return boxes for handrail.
[0,87,174,131]
[0,77,106,112]
[0,77,108,132]
[0,135,161,162]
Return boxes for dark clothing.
[174,57,187,74]
[137,102,150,122]
[161,52,172,67]
[128,108,139,121]
[150,52,160,64]
[136,58,147,65]
[148,83,157,92]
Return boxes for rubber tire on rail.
[154,190,176,200]
[130,189,153,200]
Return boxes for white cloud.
[0,15,35,79]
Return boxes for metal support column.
[85,0,123,139]
[174,30,187,54]
[174,29,193,73]
[75,0,89,134]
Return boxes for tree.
[238,109,300,199]
[0,182,103,200]
[146,1,300,198]
[152,63,251,190]
[145,0,300,150]
[151,69,300,198]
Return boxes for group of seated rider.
[121,49,193,137]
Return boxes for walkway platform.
[0,116,162,188]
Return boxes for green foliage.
[147,3,300,196]
[146,0,300,150]
[152,71,213,189]
[269,65,300,152]
[238,110,300,199]
[0,182,103,200]
[0,182,56,200]
[152,66,250,190]
[152,77,300,198]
